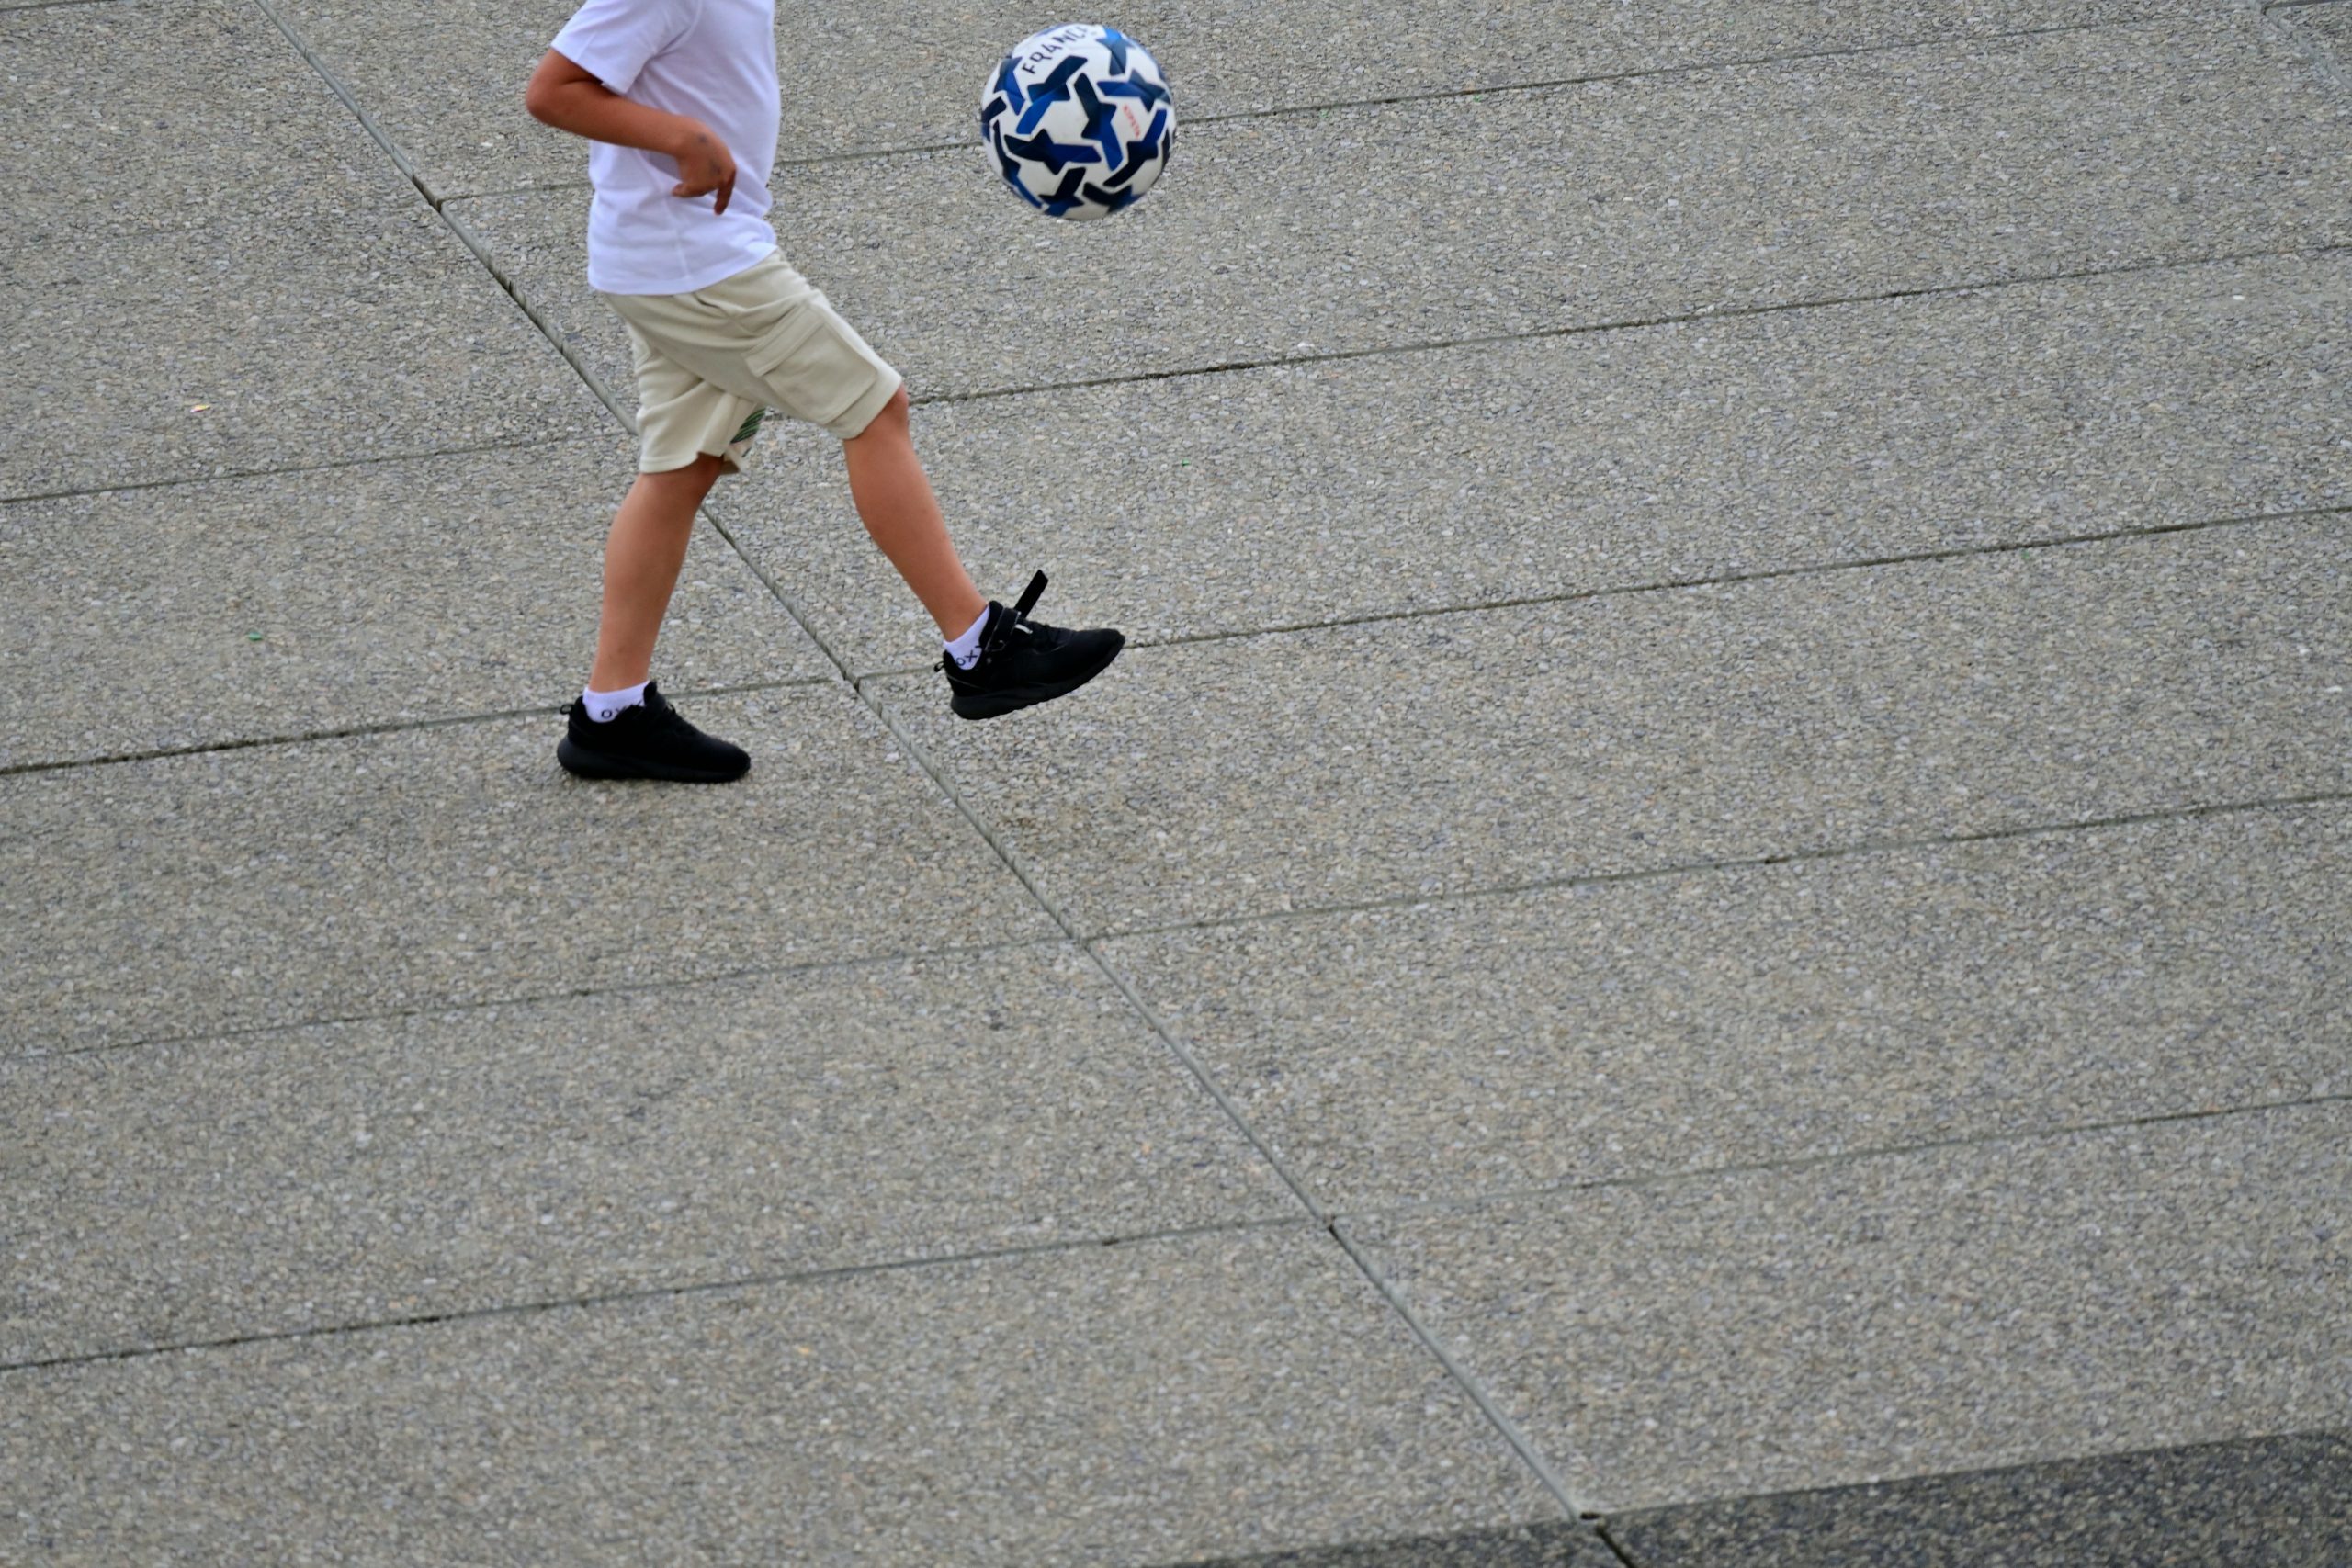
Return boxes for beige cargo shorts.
[601,248,903,473]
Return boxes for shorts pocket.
[744,305,874,429]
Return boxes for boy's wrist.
[663,116,717,159]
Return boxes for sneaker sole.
[557,736,750,783]
[950,634,1125,721]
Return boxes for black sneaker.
[557,682,751,783]
[944,571,1125,720]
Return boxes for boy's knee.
[636,450,728,497]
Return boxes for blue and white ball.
[980,24,1172,220]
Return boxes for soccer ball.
[979,24,1173,220]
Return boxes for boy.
[526,0,1124,783]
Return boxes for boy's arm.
[525,50,736,213]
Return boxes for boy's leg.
[588,452,727,692]
[840,387,987,638]
[559,447,749,784]
[604,250,1119,714]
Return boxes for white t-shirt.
[550,0,781,295]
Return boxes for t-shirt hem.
[587,235,779,297]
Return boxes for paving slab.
[872,519,2352,935]
[0,0,412,249]
[0,1229,1561,1565]
[0,943,1296,1364]
[1101,805,2351,1212]
[0,205,609,501]
[274,0,2198,203]
[1344,1101,2352,1510]
[0,440,829,769]
[710,252,2352,674]
[1609,1430,2352,1568]
[448,16,2352,403]
[0,690,1055,1055]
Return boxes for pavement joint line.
[0,675,829,779]
[1323,1216,1593,1517]
[1092,789,2352,945]
[824,655,1340,1234]
[1046,828,1589,1508]
[6,931,1064,1066]
[440,203,644,433]
[1173,9,2203,130]
[0,435,581,510]
[1319,1093,2352,1229]
[260,6,2197,202]
[243,0,428,194]
[243,0,644,435]
[838,660,1340,1234]
[840,506,2352,682]
[0,1214,1321,1379]
[912,242,2352,409]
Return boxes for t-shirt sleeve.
[549,0,699,96]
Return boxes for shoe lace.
[639,684,696,735]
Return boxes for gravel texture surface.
[1,1229,1562,1566]
[2283,1,2352,59]
[702,252,2352,674]
[449,16,2352,402]
[1343,1102,2352,1509]
[1,690,1053,1054]
[0,439,829,768]
[1101,804,2350,1209]
[0,0,413,244]
[1,942,1296,1364]
[0,205,609,500]
[273,0,2200,199]
[874,520,2352,934]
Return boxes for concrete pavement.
[4,0,2346,1562]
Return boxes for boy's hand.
[667,120,737,214]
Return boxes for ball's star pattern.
[1012,55,1090,136]
[1102,108,1170,190]
[1001,125,1102,175]
[1096,74,1170,112]
[985,25,1170,219]
[1072,75,1125,172]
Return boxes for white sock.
[582,680,649,722]
[944,606,991,670]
